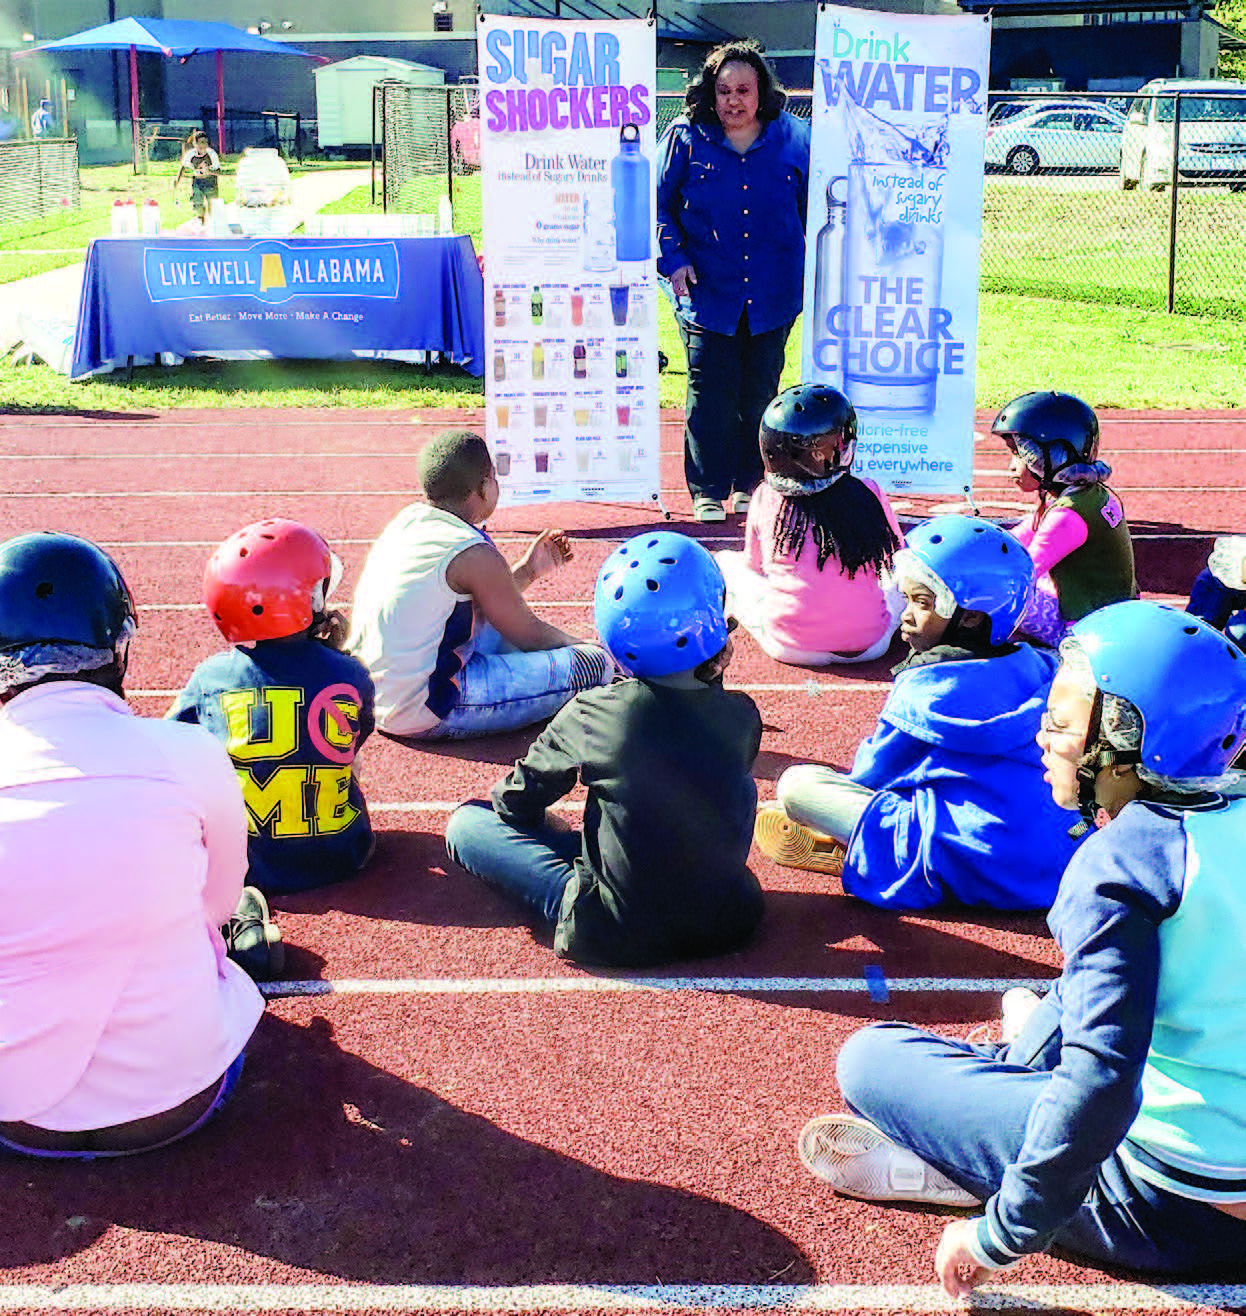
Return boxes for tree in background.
[1214,0,1246,80]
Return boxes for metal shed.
[315,54,445,149]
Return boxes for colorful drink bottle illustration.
[572,341,587,380]
[834,72,949,416]
[493,288,506,327]
[531,285,543,326]
[532,341,544,380]
[614,349,628,379]
[493,350,506,383]
[810,175,847,391]
[570,289,584,326]
[612,123,651,262]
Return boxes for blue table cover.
[72,235,485,378]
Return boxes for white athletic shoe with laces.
[797,1114,978,1208]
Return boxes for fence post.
[371,83,378,206]
[1166,93,1182,314]
[381,83,389,214]
[445,85,455,220]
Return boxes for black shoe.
[223,886,285,982]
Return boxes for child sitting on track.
[444,532,765,967]
[715,384,903,666]
[754,515,1084,911]
[1187,534,1246,652]
[0,533,263,1156]
[993,391,1137,646]
[348,430,611,740]
[799,602,1246,1292]
[170,519,374,917]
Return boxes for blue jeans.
[424,627,611,741]
[445,800,580,925]
[836,1004,1246,1274]
[0,1051,246,1161]
[678,311,791,502]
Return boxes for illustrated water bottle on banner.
[799,4,989,498]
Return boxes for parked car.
[984,103,1127,175]
[1119,79,1246,191]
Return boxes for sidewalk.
[0,167,372,355]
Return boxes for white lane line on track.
[11,486,1246,498]
[261,976,1054,998]
[1,1283,1240,1311]
[64,530,1231,548]
[127,682,894,700]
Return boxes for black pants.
[678,311,792,503]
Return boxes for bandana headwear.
[1208,536,1246,591]
[0,620,135,695]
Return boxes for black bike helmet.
[759,384,858,488]
[991,391,1100,492]
[0,532,137,656]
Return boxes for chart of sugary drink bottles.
[478,15,659,508]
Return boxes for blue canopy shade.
[17,18,320,165]
[21,17,317,60]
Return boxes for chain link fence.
[982,91,1246,319]
[0,138,80,230]
[375,83,479,225]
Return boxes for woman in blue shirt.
[656,41,810,524]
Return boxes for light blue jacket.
[843,644,1085,910]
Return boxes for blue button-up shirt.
[656,111,810,337]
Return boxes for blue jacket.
[655,111,809,336]
[169,636,375,894]
[975,795,1246,1266]
[843,644,1084,910]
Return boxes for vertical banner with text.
[479,16,659,508]
[801,6,990,497]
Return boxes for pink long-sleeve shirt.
[742,479,902,654]
[0,682,263,1131]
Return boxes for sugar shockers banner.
[801,6,991,497]
[479,15,660,509]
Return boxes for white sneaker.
[729,491,751,515]
[693,497,726,523]
[797,1114,978,1208]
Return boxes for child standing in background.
[174,130,220,220]
[993,391,1137,646]
[755,516,1084,911]
[716,384,903,666]
[170,520,375,898]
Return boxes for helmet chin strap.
[1068,692,1141,838]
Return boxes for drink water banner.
[478,15,659,508]
[800,6,990,496]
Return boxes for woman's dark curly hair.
[684,40,787,127]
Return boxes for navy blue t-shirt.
[170,636,375,894]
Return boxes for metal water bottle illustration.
[611,123,651,263]
[836,73,948,415]
[810,176,847,390]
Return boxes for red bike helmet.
[204,519,336,643]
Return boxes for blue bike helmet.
[895,516,1033,645]
[0,532,136,655]
[1069,601,1246,781]
[594,532,727,678]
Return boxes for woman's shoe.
[753,803,845,875]
[694,497,726,523]
[729,491,751,515]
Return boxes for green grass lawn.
[3,170,1244,413]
